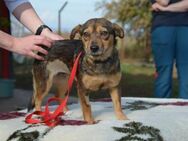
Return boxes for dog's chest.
[81,73,121,91]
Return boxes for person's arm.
[164,0,188,12]
[152,0,188,12]
[12,2,44,34]
[5,0,63,40]
[12,2,63,40]
[156,0,170,6]
[1,0,64,60]
[0,30,52,60]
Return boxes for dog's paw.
[86,119,98,125]
[117,113,129,120]
[87,120,95,124]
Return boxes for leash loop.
[25,52,82,127]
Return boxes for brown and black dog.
[29,18,128,123]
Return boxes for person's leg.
[154,65,173,98]
[176,27,188,98]
[151,26,176,98]
[176,65,188,98]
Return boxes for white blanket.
[1,97,188,141]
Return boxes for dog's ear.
[113,23,124,38]
[70,24,82,39]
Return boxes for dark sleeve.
[151,0,156,4]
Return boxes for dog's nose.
[90,45,99,53]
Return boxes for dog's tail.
[27,95,35,112]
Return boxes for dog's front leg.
[77,84,95,124]
[109,86,128,120]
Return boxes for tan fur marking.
[34,74,53,111]
[77,85,94,123]
[47,60,70,75]
[110,87,128,120]
[82,26,93,50]
[82,72,122,91]
[54,75,69,98]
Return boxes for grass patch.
[120,63,155,98]
[120,63,178,98]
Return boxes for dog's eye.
[83,32,90,38]
[100,31,109,37]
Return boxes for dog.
[29,18,128,124]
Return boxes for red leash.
[25,52,82,127]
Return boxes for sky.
[29,0,104,32]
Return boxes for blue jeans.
[151,26,188,98]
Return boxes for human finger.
[33,45,48,55]
[27,51,44,60]
[152,5,159,11]
[34,36,52,47]
[51,34,64,40]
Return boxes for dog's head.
[70,18,124,60]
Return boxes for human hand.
[12,35,52,60]
[41,28,64,40]
[152,2,168,11]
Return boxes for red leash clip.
[25,52,82,127]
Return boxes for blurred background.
[0,0,179,111]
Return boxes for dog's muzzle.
[90,45,99,53]
[90,45,103,56]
